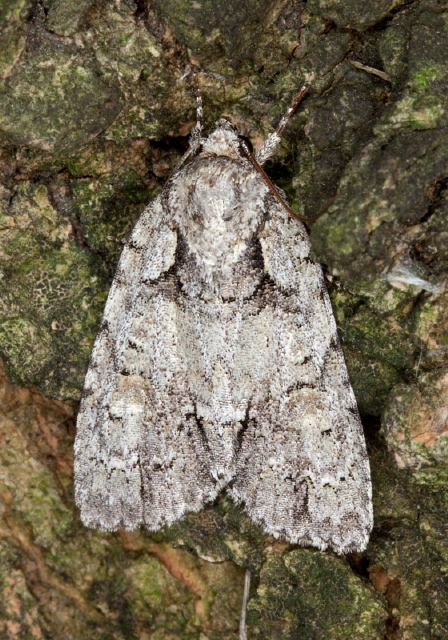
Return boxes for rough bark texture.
[0,0,447,638]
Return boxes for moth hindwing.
[74,85,373,555]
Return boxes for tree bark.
[0,1,447,638]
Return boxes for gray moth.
[74,84,373,555]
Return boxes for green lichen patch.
[0,28,123,155]
[368,490,448,640]
[325,287,415,416]
[46,0,94,36]
[79,1,193,144]
[129,556,177,611]
[123,553,245,638]
[355,443,448,638]
[411,467,448,497]
[0,0,28,79]
[0,367,74,555]
[0,567,45,639]
[340,303,416,371]
[124,555,199,637]
[382,370,448,471]
[386,94,445,131]
[411,64,442,93]
[249,549,386,639]
[344,350,402,417]
[416,289,448,371]
[203,561,247,636]
[0,136,169,401]
[311,129,448,282]
[152,0,282,74]
[162,495,267,571]
[376,13,448,135]
[66,137,153,180]
[0,181,109,400]
[70,171,158,270]
[307,0,407,29]
[308,5,448,284]
[378,23,410,82]
[21,470,74,546]
[287,65,382,220]
[86,0,163,89]
[103,66,193,143]
[418,510,448,570]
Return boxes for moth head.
[202,118,253,159]
[214,117,237,132]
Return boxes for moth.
[74,82,373,555]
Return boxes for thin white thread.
[415,338,423,378]
[239,569,251,640]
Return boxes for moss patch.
[249,549,386,639]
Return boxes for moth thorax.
[173,158,266,275]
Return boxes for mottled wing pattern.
[74,196,218,531]
[228,202,373,554]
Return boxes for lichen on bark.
[0,0,448,638]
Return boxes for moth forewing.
[74,84,373,554]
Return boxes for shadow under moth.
[74,82,373,556]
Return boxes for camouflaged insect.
[74,85,373,555]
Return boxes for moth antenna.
[239,569,251,640]
[168,69,204,175]
[274,85,308,137]
[256,86,308,165]
[192,71,204,137]
[239,138,316,223]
